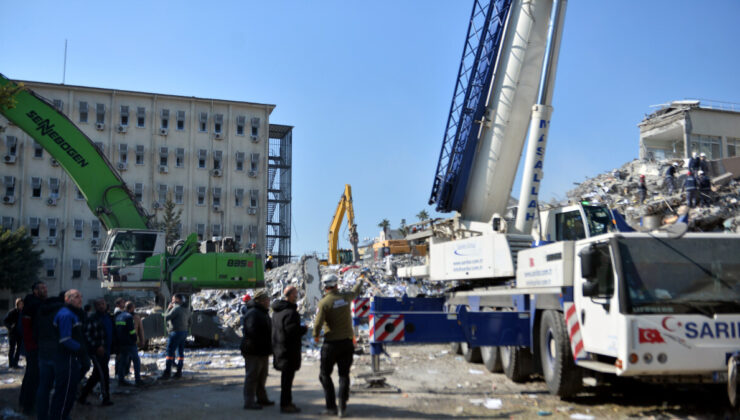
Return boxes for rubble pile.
[565,159,740,232]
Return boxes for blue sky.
[2,1,740,257]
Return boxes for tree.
[378,219,390,236]
[0,226,43,292]
[156,196,183,247]
[0,81,24,134]
[416,210,430,222]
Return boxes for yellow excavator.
[327,184,360,265]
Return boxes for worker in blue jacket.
[115,301,143,386]
[49,289,88,420]
[664,163,678,195]
[682,170,698,208]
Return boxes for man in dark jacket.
[4,298,23,368]
[682,170,698,208]
[161,294,191,379]
[19,280,47,414]
[115,301,142,386]
[698,170,712,207]
[271,286,308,414]
[35,293,64,420]
[78,298,114,406]
[49,289,88,420]
[241,289,274,410]
[664,163,678,195]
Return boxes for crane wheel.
[481,346,503,373]
[501,345,533,383]
[539,310,583,398]
[461,342,483,363]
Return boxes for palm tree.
[399,218,408,236]
[378,219,390,236]
[416,210,429,222]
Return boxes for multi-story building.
[0,80,291,305]
[639,100,740,161]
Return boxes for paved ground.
[0,343,737,419]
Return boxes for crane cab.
[537,202,617,243]
[99,229,166,289]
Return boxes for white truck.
[371,0,740,405]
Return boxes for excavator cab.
[99,229,166,286]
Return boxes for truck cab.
[538,203,616,242]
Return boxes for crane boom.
[0,73,151,231]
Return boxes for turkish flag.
[639,328,665,343]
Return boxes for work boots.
[160,359,173,379]
[173,365,182,379]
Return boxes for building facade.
[0,80,287,305]
[639,100,740,161]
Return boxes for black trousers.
[280,368,296,407]
[19,350,39,413]
[319,339,354,409]
[8,333,21,367]
[80,353,111,403]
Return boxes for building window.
[161,109,170,130]
[134,183,143,202]
[175,223,182,240]
[197,186,206,206]
[4,176,15,198]
[198,149,207,169]
[196,223,205,241]
[49,178,60,198]
[73,219,83,239]
[212,224,222,238]
[79,101,88,123]
[89,259,98,279]
[75,187,84,200]
[157,184,168,204]
[159,147,169,166]
[176,148,185,167]
[234,225,243,244]
[236,116,245,136]
[235,188,244,207]
[213,150,223,170]
[47,218,58,238]
[96,103,105,124]
[137,107,146,128]
[119,143,128,164]
[44,258,56,278]
[213,187,222,207]
[235,152,245,171]
[91,220,100,239]
[250,153,260,173]
[199,112,208,132]
[31,177,42,198]
[33,141,43,158]
[176,110,185,130]
[249,189,258,209]
[728,137,740,158]
[72,259,82,279]
[120,105,129,126]
[95,142,104,153]
[251,117,260,137]
[175,186,184,204]
[135,145,145,165]
[1,216,12,231]
[248,224,257,245]
[214,114,223,134]
[5,136,17,157]
[690,134,722,160]
[29,217,40,238]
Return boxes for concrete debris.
[565,159,740,232]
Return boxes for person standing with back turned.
[160,294,191,379]
[271,285,308,413]
[313,273,366,418]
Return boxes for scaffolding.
[266,124,293,266]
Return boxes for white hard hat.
[672,162,678,167]
[700,152,706,157]
[321,274,338,288]
[698,170,704,175]
[692,152,698,158]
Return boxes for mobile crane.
[0,74,264,302]
[369,0,740,405]
[327,184,359,264]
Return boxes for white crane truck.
[368,0,740,405]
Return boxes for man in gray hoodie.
[160,294,191,379]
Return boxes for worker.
[36,292,65,420]
[637,175,647,204]
[664,162,678,195]
[699,152,709,174]
[265,255,275,271]
[115,301,143,386]
[19,281,47,415]
[112,297,125,382]
[698,170,712,207]
[688,152,700,173]
[79,298,114,406]
[682,170,698,208]
[271,285,308,414]
[241,289,274,410]
[161,294,191,379]
[3,298,23,369]
[49,289,88,420]
[313,273,366,417]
